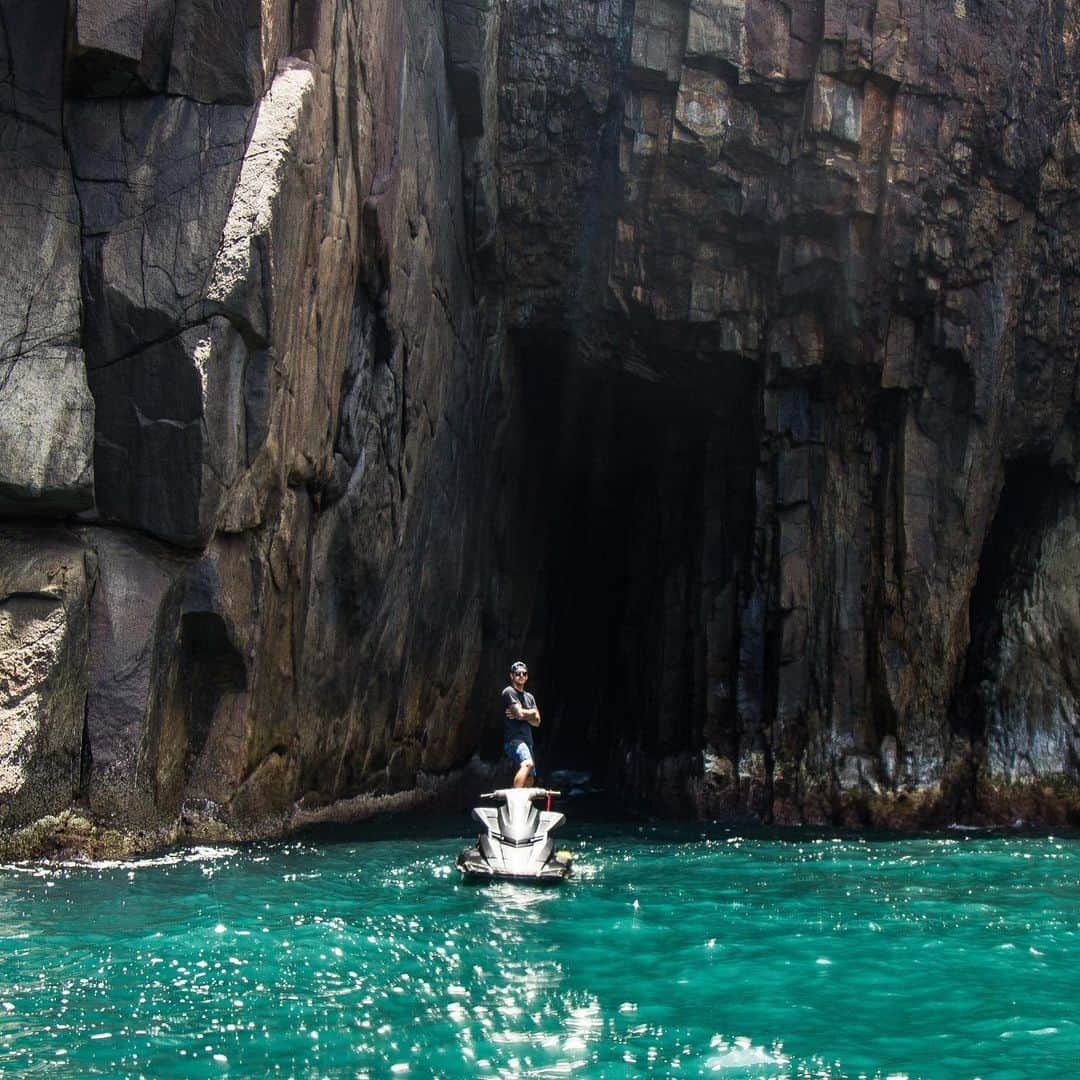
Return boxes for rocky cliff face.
[1,0,499,854]
[484,0,1080,827]
[1,0,1077,854]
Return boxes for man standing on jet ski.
[503,660,541,787]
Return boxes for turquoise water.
[1,816,1077,1078]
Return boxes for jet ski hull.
[456,846,572,883]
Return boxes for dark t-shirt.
[502,685,537,748]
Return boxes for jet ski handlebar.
[479,788,561,800]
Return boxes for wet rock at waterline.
[2,0,1080,855]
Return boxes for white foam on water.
[705,1035,789,1072]
[2,845,239,875]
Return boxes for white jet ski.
[456,787,573,883]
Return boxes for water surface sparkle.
[1,821,1076,1077]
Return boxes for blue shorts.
[504,740,535,770]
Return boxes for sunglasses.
[512,670,528,677]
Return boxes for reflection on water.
[484,881,564,922]
[0,823,1077,1077]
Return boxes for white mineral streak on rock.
[207,62,316,309]
[190,332,214,401]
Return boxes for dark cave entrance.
[178,611,248,768]
[494,340,758,801]
[957,456,1074,742]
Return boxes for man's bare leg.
[513,759,534,788]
